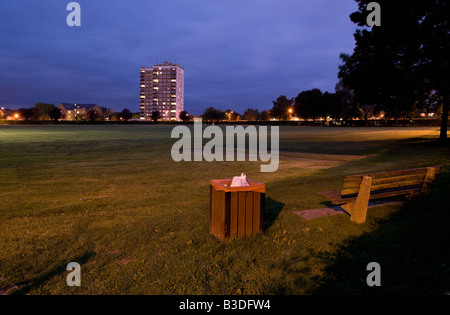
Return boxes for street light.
[287,108,294,121]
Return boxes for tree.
[35,103,56,120]
[110,113,120,121]
[270,96,294,121]
[49,107,62,122]
[294,89,323,120]
[321,92,343,120]
[18,107,38,122]
[101,107,115,120]
[86,109,100,121]
[119,108,133,121]
[179,110,190,122]
[260,110,271,121]
[340,0,450,140]
[243,108,260,121]
[335,80,360,120]
[202,107,226,123]
[151,110,161,122]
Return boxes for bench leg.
[420,167,437,195]
[341,176,372,224]
[411,166,438,207]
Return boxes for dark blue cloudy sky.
[0,0,358,115]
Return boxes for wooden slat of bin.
[209,186,212,234]
[230,192,238,239]
[209,186,215,236]
[245,192,254,235]
[210,188,226,239]
[253,192,261,233]
[238,191,246,237]
[224,192,231,239]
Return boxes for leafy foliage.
[270,96,294,121]
[202,107,226,122]
[151,110,161,122]
[119,108,133,122]
[339,0,450,139]
[243,108,260,121]
[179,110,190,122]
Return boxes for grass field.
[1,125,449,295]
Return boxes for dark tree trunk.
[439,96,449,141]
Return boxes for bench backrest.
[341,166,441,198]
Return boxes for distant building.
[140,62,185,121]
[58,103,101,120]
[1,108,19,120]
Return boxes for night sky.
[0,0,358,115]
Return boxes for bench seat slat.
[342,173,426,189]
[342,185,422,199]
[317,190,341,198]
[319,187,421,205]
[343,166,439,182]
[341,179,425,196]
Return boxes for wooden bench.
[318,166,441,224]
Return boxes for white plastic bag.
[230,173,249,187]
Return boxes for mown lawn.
[0,124,449,295]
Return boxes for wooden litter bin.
[210,179,265,241]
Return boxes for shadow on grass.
[311,171,450,295]
[281,134,449,161]
[11,252,96,295]
[264,197,284,231]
